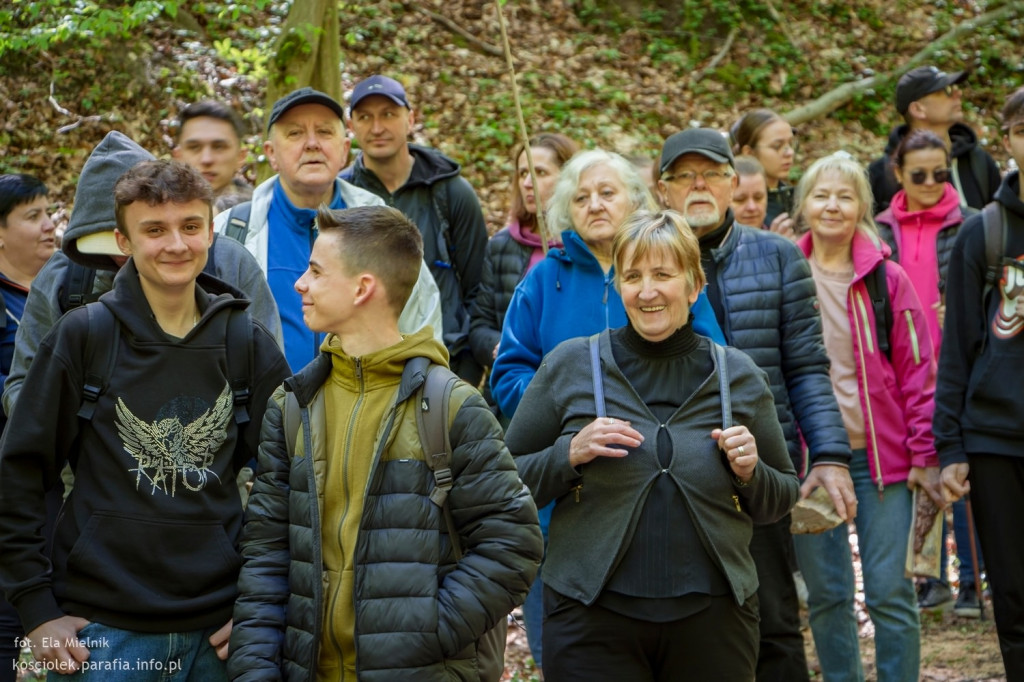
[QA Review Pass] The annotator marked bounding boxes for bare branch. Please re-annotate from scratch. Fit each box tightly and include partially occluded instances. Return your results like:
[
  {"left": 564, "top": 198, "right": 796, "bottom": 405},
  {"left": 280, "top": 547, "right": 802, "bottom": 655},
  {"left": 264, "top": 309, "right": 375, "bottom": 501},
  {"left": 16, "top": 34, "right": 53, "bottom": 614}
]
[
  {"left": 783, "top": 2, "right": 1023, "bottom": 126},
  {"left": 49, "top": 82, "right": 108, "bottom": 133},
  {"left": 409, "top": 3, "right": 503, "bottom": 57},
  {"left": 690, "top": 27, "right": 738, "bottom": 85}
]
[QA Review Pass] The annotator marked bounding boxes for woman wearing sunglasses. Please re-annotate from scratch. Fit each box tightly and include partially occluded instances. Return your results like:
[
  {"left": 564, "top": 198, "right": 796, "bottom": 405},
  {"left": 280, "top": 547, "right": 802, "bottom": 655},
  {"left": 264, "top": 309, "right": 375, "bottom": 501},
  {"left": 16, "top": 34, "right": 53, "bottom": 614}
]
[
  {"left": 874, "top": 128, "right": 985, "bottom": 617},
  {"left": 875, "top": 129, "right": 974, "bottom": 346}
]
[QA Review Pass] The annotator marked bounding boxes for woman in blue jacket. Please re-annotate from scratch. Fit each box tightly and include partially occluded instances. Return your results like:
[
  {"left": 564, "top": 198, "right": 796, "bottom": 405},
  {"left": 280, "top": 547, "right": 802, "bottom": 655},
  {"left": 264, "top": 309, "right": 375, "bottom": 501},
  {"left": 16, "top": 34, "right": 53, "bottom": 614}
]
[{"left": 491, "top": 149, "right": 723, "bottom": 671}]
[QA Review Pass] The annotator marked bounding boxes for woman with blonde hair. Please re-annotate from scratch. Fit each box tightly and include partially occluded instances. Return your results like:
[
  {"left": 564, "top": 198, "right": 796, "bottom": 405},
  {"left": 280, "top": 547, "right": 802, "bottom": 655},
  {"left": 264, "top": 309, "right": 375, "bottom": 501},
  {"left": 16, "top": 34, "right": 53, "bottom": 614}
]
[
  {"left": 505, "top": 209, "right": 798, "bottom": 680},
  {"left": 791, "top": 153, "right": 943, "bottom": 682}
]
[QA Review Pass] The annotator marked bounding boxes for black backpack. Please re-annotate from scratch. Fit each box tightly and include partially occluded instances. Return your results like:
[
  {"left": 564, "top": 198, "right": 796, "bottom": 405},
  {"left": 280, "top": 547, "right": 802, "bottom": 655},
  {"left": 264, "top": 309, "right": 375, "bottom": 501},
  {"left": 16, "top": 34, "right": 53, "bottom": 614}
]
[
  {"left": 75, "top": 301, "right": 254, "bottom": 432},
  {"left": 870, "top": 201, "right": 1007, "bottom": 361}
]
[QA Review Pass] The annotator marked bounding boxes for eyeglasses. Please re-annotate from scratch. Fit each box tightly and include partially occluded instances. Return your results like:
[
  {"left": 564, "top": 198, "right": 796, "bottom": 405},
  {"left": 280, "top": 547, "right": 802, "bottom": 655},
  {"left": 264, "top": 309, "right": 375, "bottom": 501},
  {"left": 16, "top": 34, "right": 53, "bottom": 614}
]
[
  {"left": 661, "top": 169, "right": 735, "bottom": 187},
  {"left": 908, "top": 168, "right": 952, "bottom": 185}
]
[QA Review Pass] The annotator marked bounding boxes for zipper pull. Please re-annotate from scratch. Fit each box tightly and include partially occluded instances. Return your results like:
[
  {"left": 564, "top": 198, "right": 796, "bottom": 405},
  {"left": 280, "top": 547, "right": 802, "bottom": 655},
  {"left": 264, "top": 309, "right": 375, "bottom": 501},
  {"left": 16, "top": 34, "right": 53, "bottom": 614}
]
[
  {"left": 732, "top": 494, "right": 742, "bottom": 512},
  {"left": 572, "top": 483, "right": 583, "bottom": 503}
]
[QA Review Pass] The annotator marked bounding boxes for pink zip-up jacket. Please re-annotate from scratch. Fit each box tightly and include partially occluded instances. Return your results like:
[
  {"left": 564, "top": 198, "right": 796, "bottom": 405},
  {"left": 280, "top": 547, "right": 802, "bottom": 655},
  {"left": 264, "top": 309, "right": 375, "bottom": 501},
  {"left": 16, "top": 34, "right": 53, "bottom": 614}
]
[{"left": 798, "top": 230, "right": 938, "bottom": 488}]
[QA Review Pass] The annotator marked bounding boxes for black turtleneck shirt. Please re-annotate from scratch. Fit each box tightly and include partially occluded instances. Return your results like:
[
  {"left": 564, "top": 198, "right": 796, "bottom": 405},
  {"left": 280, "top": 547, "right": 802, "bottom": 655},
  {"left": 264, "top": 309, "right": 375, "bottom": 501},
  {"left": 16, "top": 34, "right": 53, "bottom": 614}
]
[
  {"left": 696, "top": 211, "right": 734, "bottom": 333},
  {"left": 596, "top": 320, "right": 731, "bottom": 622}
]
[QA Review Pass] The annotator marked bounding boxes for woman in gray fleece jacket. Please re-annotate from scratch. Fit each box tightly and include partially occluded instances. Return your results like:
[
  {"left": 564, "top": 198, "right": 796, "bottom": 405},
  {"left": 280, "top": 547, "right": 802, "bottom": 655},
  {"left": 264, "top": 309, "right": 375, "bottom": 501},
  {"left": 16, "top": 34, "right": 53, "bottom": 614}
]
[{"left": 505, "top": 210, "right": 800, "bottom": 681}]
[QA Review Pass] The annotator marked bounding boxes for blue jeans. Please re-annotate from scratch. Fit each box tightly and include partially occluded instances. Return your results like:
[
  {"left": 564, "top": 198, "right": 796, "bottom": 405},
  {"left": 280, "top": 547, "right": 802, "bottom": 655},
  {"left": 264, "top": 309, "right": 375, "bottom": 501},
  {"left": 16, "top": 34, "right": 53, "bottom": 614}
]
[
  {"left": 523, "top": 534, "right": 549, "bottom": 667},
  {"left": 793, "top": 453, "right": 920, "bottom": 682},
  {"left": 46, "top": 621, "right": 227, "bottom": 682}
]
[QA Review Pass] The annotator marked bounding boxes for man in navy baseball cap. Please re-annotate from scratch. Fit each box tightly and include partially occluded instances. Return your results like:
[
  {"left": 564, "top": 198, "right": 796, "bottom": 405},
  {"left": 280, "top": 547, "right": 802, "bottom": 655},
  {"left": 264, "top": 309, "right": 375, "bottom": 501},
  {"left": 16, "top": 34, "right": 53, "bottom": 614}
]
[{"left": 342, "top": 75, "right": 489, "bottom": 385}]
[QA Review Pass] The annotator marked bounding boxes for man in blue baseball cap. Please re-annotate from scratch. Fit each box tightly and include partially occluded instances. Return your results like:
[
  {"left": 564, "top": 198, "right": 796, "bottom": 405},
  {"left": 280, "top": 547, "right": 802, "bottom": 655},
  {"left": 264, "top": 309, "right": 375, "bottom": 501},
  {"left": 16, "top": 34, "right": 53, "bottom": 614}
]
[{"left": 342, "top": 75, "right": 489, "bottom": 385}]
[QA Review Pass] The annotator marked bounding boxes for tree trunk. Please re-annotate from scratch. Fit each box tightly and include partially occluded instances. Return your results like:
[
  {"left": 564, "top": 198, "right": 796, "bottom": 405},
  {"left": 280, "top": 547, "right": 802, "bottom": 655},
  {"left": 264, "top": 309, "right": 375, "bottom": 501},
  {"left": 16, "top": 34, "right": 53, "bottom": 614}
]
[{"left": 257, "top": 0, "right": 341, "bottom": 182}]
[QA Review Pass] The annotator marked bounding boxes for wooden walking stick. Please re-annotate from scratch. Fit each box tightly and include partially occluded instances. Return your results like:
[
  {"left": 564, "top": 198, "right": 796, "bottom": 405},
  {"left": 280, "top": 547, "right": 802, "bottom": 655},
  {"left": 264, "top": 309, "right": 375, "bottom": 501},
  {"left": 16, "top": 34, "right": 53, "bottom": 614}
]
[
  {"left": 964, "top": 495, "right": 985, "bottom": 620},
  {"left": 494, "top": 0, "right": 550, "bottom": 253}
]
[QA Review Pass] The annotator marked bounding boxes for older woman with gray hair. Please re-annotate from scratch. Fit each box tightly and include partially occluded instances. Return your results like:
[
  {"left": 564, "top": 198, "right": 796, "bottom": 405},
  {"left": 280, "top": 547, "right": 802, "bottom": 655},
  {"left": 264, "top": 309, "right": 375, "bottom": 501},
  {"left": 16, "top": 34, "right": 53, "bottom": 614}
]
[
  {"left": 490, "top": 150, "right": 724, "bottom": 672},
  {"left": 505, "top": 210, "right": 799, "bottom": 680},
  {"left": 491, "top": 149, "right": 723, "bottom": 416}
]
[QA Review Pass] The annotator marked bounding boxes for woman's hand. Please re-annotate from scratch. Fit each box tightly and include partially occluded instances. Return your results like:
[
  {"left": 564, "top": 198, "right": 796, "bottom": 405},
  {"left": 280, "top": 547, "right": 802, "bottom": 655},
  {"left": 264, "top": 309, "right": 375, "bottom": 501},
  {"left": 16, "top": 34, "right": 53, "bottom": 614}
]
[
  {"left": 767, "top": 212, "right": 797, "bottom": 241},
  {"left": 568, "top": 417, "right": 644, "bottom": 469},
  {"left": 711, "top": 426, "right": 758, "bottom": 483},
  {"left": 907, "top": 466, "right": 945, "bottom": 508}
]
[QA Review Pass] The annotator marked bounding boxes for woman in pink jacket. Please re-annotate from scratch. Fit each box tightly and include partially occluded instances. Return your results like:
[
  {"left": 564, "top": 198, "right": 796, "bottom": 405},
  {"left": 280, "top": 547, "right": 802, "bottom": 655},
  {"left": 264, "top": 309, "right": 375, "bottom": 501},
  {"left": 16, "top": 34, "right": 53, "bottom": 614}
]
[
  {"left": 874, "top": 129, "right": 984, "bottom": 616},
  {"left": 790, "top": 153, "right": 943, "bottom": 682}
]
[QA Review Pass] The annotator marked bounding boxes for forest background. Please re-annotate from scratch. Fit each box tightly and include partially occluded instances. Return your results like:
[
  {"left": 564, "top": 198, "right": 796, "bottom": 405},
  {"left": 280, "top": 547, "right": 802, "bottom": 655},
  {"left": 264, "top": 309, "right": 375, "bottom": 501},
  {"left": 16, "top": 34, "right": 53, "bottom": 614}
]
[{"left": 1, "top": 1, "right": 1022, "bottom": 680}]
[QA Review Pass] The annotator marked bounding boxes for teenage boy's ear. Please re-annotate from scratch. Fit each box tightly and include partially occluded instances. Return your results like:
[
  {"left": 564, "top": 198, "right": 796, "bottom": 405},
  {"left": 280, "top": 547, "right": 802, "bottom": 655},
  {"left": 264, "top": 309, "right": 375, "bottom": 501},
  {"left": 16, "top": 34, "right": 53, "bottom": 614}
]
[
  {"left": 115, "top": 228, "right": 132, "bottom": 255},
  {"left": 352, "top": 272, "right": 378, "bottom": 308}
]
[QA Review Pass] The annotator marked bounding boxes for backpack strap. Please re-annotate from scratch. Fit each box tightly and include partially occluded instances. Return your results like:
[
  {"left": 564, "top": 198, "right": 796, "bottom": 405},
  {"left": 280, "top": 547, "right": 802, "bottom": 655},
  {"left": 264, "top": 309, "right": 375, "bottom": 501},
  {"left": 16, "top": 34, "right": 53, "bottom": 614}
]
[
  {"left": 430, "top": 181, "right": 461, "bottom": 287},
  {"left": 60, "top": 261, "right": 99, "bottom": 314},
  {"left": 982, "top": 202, "right": 1007, "bottom": 293},
  {"left": 417, "top": 363, "right": 462, "bottom": 558},
  {"left": 223, "top": 201, "right": 253, "bottom": 245},
  {"left": 589, "top": 334, "right": 606, "bottom": 418},
  {"left": 715, "top": 343, "right": 732, "bottom": 429},
  {"left": 226, "top": 308, "right": 254, "bottom": 427},
  {"left": 864, "top": 263, "right": 894, "bottom": 362},
  {"left": 77, "top": 303, "right": 119, "bottom": 420}
]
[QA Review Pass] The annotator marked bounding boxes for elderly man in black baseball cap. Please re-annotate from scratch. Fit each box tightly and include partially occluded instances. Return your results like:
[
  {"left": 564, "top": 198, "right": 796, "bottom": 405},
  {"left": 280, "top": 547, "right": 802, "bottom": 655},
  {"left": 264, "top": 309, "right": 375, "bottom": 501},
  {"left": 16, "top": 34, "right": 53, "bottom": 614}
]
[
  {"left": 868, "top": 66, "right": 1001, "bottom": 214},
  {"left": 213, "top": 86, "right": 442, "bottom": 372},
  {"left": 658, "top": 126, "right": 856, "bottom": 682}
]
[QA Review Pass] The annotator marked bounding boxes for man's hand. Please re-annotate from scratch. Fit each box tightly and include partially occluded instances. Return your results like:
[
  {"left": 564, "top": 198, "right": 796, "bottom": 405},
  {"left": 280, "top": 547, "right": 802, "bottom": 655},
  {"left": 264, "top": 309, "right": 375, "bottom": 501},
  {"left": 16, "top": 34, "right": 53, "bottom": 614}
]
[
  {"left": 940, "top": 463, "right": 970, "bottom": 504},
  {"left": 209, "top": 619, "right": 232, "bottom": 661},
  {"left": 27, "top": 616, "right": 91, "bottom": 674},
  {"left": 800, "top": 464, "right": 857, "bottom": 522}
]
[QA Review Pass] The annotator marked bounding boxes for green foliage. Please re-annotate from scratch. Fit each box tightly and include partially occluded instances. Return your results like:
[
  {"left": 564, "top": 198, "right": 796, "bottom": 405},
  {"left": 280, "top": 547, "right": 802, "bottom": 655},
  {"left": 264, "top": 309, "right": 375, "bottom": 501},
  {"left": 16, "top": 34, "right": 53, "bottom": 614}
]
[
  {"left": 214, "top": 37, "right": 269, "bottom": 78},
  {"left": 0, "top": 1, "right": 174, "bottom": 58}
]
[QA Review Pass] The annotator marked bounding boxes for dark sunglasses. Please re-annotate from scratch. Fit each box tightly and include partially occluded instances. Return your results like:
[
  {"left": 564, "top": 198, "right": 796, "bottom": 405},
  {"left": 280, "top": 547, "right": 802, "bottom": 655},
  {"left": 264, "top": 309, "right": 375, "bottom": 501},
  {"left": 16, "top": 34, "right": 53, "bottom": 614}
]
[{"left": 908, "top": 168, "right": 952, "bottom": 185}]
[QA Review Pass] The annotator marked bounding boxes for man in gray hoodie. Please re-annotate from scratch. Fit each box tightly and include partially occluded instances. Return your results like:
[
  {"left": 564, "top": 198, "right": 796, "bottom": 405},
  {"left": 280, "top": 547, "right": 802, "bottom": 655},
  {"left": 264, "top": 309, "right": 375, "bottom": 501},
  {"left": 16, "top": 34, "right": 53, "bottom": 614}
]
[{"left": 2, "top": 131, "right": 279, "bottom": 416}]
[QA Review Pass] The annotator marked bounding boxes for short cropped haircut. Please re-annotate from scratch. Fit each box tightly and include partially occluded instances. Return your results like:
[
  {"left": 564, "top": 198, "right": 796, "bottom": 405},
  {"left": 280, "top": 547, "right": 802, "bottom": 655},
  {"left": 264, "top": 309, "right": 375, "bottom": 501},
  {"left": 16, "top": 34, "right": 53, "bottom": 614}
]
[
  {"left": 891, "top": 129, "right": 949, "bottom": 169},
  {"left": 613, "top": 210, "right": 705, "bottom": 293},
  {"left": 1002, "top": 87, "right": 1024, "bottom": 132},
  {"left": 0, "top": 174, "right": 48, "bottom": 226},
  {"left": 793, "top": 153, "right": 877, "bottom": 237},
  {"left": 315, "top": 205, "right": 423, "bottom": 316},
  {"left": 176, "top": 100, "right": 246, "bottom": 141},
  {"left": 114, "top": 160, "right": 214, "bottom": 236},
  {"left": 546, "top": 149, "right": 657, "bottom": 235},
  {"left": 730, "top": 109, "right": 785, "bottom": 153},
  {"left": 734, "top": 155, "right": 767, "bottom": 180},
  {"left": 509, "top": 133, "right": 579, "bottom": 224}
]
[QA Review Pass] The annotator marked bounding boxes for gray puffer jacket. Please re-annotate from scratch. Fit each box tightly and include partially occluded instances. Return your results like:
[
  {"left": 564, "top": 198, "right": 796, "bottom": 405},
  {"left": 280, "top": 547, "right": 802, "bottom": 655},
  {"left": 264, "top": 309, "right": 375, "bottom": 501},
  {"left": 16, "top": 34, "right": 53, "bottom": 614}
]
[
  {"left": 229, "top": 348, "right": 542, "bottom": 682},
  {"left": 708, "top": 223, "right": 851, "bottom": 471}
]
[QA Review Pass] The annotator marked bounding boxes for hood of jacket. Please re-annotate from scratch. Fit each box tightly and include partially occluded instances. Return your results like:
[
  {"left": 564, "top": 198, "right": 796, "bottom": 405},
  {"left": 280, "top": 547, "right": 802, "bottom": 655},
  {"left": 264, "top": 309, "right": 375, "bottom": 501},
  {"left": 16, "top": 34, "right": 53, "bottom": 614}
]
[
  {"left": 996, "top": 170, "right": 1024, "bottom": 218},
  {"left": 507, "top": 219, "right": 562, "bottom": 250},
  {"left": 99, "top": 259, "right": 248, "bottom": 340},
  {"left": 888, "top": 183, "right": 963, "bottom": 229},
  {"left": 350, "top": 143, "right": 461, "bottom": 189},
  {"left": 63, "top": 131, "right": 156, "bottom": 272},
  {"left": 322, "top": 326, "right": 448, "bottom": 392},
  {"left": 882, "top": 121, "right": 980, "bottom": 158}
]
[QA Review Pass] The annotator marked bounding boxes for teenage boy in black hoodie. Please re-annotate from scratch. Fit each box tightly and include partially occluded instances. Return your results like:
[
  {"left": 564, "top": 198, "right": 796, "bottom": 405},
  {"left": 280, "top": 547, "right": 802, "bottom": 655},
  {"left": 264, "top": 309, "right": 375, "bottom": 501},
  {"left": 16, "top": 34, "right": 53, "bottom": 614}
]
[
  {"left": 935, "top": 86, "right": 1024, "bottom": 680},
  {"left": 0, "top": 160, "right": 290, "bottom": 680}
]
